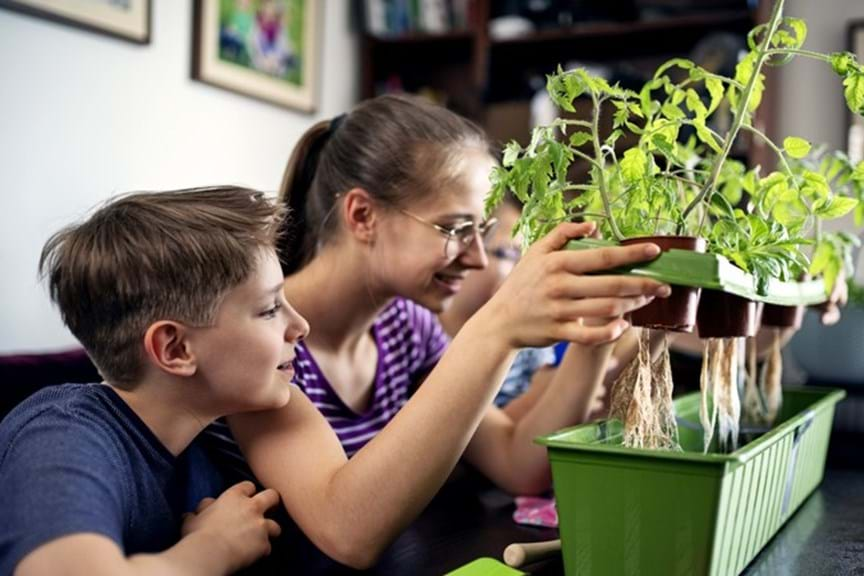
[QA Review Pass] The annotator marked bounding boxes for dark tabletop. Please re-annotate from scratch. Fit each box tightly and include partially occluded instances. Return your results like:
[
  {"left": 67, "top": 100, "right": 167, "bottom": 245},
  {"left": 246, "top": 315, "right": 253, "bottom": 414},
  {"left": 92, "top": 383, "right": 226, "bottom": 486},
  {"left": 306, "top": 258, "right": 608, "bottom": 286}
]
[{"left": 286, "top": 430, "right": 863, "bottom": 576}]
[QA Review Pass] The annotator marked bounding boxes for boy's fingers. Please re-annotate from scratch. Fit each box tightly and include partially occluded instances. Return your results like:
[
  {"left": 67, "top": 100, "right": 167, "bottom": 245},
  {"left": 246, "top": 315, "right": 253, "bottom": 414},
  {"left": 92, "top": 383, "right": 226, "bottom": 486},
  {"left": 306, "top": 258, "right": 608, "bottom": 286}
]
[
  {"left": 229, "top": 480, "right": 258, "bottom": 497},
  {"left": 555, "top": 275, "right": 670, "bottom": 298},
  {"left": 252, "top": 488, "right": 281, "bottom": 512},
  {"left": 195, "top": 497, "right": 216, "bottom": 513},
  {"left": 265, "top": 519, "right": 282, "bottom": 538},
  {"left": 533, "top": 222, "right": 597, "bottom": 253},
  {"left": 558, "top": 243, "right": 662, "bottom": 275}
]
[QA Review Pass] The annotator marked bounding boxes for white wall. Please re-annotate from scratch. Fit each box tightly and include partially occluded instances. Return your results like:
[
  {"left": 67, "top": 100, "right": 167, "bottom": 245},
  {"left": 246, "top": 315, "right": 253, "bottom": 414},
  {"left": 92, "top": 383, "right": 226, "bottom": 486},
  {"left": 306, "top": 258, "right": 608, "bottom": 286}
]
[
  {"left": 777, "top": 0, "right": 864, "bottom": 152},
  {"left": 0, "top": 1, "right": 358, "bottom": 353},
  {"left": 776, "top": 0, "right": 864, "bottom": 278}
]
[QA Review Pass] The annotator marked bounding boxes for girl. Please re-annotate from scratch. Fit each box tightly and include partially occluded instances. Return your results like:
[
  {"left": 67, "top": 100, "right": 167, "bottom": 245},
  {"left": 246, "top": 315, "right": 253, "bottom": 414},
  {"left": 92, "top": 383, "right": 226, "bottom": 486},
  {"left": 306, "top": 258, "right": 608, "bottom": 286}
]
[{"left": 215, "top": 94, "right": 670, "bottom": 568}]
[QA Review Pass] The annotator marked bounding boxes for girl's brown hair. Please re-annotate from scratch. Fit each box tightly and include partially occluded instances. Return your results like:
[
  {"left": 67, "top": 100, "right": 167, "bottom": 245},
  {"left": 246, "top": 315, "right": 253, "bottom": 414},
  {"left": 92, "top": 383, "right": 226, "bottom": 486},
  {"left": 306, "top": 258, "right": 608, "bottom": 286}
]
[
  {"left": 39, "top": 186, "right": 285, "bottom": 387},
  {"left": 277, "top": 94, "right": 491, "bottom": 275}
]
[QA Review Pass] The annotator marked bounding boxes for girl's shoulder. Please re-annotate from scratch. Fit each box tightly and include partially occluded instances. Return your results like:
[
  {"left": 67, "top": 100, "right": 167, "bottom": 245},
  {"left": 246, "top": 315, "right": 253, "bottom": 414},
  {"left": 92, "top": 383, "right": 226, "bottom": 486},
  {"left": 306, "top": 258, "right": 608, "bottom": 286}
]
[{"left": 376, "top": 298, "right": 442, "bottom": 339}]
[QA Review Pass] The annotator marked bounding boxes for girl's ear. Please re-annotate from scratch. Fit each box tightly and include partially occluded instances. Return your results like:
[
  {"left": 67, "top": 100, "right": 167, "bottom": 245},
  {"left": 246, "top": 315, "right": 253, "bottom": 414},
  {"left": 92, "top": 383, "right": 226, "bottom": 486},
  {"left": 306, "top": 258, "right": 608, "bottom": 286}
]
[
  {"left": 143, "top": 321, "right": 197, "bottom": 377},
  {"left": 342, "top": 187, "right": 379, "bottom": 244}
]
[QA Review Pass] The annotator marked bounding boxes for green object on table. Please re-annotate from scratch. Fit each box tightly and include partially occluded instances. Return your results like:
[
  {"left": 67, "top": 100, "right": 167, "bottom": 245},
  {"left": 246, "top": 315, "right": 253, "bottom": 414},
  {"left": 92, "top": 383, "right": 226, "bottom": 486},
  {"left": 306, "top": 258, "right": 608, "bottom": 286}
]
[
  {"left": 565, "top": 238, "right": 827, "bottom": 306},
  {"left": 536, "top": 387, "right": 844, "bottom": 576},
  {"left": 445, "top": 557, "right": 527, "bottom": 576}
]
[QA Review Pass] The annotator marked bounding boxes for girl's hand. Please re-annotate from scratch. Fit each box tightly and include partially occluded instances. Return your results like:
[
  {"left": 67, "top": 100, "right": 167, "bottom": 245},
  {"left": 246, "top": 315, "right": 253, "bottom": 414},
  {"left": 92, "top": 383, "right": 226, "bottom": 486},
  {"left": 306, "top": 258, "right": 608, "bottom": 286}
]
[{"left": 480, "top": 222, "right": 670, "bottom": 348}]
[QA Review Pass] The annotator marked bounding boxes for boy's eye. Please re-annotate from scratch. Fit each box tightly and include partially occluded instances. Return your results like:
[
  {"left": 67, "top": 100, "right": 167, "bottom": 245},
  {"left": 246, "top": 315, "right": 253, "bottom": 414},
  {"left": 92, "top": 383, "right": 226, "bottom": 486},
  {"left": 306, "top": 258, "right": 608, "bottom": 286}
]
[{"left": 261, "top": 302, "right": 282, "bottom": 318}]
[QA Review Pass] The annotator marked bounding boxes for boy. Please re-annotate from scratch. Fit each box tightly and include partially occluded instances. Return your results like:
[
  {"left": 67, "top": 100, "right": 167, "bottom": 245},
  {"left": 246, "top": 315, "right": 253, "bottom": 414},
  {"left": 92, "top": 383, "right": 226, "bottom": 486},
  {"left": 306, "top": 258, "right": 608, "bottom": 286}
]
[{"left": 0, "top": 187, "right": 307, "bottom": 575}]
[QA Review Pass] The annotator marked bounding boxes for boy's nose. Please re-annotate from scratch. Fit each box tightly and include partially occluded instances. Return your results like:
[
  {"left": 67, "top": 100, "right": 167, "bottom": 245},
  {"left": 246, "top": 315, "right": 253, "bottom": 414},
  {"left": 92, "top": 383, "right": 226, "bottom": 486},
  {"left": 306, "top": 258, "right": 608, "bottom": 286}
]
[{"left": 284, "top": 303, "right": 310, "bottom": 342}]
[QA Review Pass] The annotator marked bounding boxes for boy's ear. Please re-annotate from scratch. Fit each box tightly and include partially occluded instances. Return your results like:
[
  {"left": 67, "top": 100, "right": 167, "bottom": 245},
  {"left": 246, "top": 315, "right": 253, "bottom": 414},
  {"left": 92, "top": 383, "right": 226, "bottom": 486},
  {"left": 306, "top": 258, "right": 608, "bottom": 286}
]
[
  {"left": 342, "top": 187, "right": 379, "bottom": 243},
  {"left": 143, "top": 321, "right": 197, "bottom": 377}
]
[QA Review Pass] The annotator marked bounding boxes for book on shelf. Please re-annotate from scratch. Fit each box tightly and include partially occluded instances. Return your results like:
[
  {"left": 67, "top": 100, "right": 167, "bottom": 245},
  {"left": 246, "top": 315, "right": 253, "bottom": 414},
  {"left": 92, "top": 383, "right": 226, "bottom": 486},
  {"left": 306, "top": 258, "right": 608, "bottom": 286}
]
[{"left": 362, "top": 0, "right": 473, "bottom": 37}]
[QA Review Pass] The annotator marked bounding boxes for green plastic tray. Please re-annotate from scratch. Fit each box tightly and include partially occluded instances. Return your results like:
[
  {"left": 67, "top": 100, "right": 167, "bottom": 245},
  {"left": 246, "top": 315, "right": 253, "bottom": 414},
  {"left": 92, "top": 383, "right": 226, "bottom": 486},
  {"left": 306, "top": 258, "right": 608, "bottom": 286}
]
[
  {"left": 444, "top": 558, "right": 527, "bottom": 576},
  {"left": 536, "top": 387, "right": 845, "bottom": 576},
  {"left": 565, "top": 238, "right": 827, "bottom": 306}
]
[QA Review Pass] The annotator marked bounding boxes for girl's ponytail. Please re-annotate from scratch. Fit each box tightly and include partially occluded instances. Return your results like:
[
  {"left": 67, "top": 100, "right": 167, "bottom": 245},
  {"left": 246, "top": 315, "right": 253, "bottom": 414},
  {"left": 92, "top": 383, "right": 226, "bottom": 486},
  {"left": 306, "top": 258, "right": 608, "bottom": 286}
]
[{"left": 277, "top": 120, "right": 332, "bottom": 275}]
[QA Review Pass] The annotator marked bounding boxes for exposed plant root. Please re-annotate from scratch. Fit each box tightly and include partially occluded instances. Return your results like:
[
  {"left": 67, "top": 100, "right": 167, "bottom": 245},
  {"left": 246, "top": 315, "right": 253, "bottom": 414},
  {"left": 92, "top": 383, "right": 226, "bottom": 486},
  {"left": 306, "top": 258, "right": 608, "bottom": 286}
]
[
  {"left": 743, "top": 336, "right": 761, "bottom": 424},
  {"left": 760, "top": 328, "right": 783, "bottom": 425},
  {"left": 610, "top": 330, "right": 679, "bottom": 450},
  {"left": 699, "top": 339, "right": 716, "bottom": 453}
]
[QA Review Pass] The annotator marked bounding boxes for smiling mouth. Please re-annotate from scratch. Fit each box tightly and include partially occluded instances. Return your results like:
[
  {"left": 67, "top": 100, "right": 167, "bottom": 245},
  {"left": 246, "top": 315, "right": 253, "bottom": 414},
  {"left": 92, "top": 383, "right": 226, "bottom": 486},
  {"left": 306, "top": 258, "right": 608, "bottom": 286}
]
[
  {"left": 434, "top": 272, "right": 466, "bottom": 288},
  {"left": 277, "top": 361, "right": 294, "bottom": 372}
]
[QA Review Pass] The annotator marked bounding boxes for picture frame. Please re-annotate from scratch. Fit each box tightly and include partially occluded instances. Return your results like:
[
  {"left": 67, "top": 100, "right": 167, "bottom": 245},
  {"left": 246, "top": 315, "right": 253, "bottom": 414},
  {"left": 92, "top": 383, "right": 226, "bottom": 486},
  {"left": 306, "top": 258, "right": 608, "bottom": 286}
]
[
  {"left": 847, "top": 20, "right": 864, "bottom": 164},
  {"left": 0, "top": 0, "right": 151, "bottom": 44},
  {"left": 192, "top": 0, "right": 321, "bottom": 113}
]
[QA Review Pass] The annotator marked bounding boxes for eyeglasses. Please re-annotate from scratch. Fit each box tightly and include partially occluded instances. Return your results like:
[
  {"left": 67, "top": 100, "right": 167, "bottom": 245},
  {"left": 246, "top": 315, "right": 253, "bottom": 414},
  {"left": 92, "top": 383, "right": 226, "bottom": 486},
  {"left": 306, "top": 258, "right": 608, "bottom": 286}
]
[{"left": 399, "top": 208, "right": 499, "bottom": 261}]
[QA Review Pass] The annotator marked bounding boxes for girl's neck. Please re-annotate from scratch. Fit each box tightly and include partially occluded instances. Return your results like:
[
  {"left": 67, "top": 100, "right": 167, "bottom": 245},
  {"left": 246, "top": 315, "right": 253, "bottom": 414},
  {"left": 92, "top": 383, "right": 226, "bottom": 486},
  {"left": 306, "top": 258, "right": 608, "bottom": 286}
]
[
  {"left": 284, "top": 244, "right": 392, "bottom": 353},
  {"left": 437, "top": 301, "right": 470, "bottom": 338}
]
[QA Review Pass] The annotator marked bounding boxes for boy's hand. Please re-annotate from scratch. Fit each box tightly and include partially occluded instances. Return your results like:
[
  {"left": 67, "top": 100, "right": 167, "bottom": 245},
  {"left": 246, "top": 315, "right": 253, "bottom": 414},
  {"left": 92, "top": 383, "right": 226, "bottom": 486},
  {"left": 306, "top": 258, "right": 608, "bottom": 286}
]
[
  {"left": 483, "top": 222, "right": 670, "bottom": 348},
  {"left": 181, "top": 481, "right": 282, "bottom": 573}
]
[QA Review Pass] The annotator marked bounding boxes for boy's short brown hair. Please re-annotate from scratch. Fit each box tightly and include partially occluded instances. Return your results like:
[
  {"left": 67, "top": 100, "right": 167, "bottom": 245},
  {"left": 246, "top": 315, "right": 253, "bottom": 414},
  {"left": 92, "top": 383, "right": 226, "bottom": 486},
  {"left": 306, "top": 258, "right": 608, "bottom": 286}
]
[{"left": 39, "top": 186, "right": 286, "bottom": 387}]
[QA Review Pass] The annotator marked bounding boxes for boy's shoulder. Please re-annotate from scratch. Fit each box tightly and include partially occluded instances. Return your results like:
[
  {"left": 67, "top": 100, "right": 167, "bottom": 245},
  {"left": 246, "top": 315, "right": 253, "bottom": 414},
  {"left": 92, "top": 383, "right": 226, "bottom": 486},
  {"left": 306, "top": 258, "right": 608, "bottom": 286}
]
[
  {"left": 1, "top": 384, "right": 128, "bottom": 454},
  {"left": 0, "top": 383, "right": 214, "bottom": 574}
]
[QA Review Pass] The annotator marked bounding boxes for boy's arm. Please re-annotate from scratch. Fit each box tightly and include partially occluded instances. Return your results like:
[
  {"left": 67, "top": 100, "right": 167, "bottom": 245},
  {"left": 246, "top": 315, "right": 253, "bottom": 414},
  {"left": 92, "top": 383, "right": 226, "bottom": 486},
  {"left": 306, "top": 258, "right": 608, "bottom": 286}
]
[
  {"left": 15, "top": 532, "right": 221, "bottom": 576},
  {"left": 14, "top": 482, "right": 281, "bottom": 576}
]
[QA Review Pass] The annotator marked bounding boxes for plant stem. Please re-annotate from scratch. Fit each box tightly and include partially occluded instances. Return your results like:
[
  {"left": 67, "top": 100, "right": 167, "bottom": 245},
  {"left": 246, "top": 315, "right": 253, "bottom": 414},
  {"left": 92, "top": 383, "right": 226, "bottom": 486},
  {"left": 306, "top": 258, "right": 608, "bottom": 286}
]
[
  {"left": 739, "top": 123, "right": 794, "bottom": 176},
  {"left": 764, "top": 48, "right": 832, "bottom": 63},
  {"left": 591, "top": 91, "right": 624, "bottom": 240},
  {"left": 681, "top": 0, "right": 787, "bottom": 233}
]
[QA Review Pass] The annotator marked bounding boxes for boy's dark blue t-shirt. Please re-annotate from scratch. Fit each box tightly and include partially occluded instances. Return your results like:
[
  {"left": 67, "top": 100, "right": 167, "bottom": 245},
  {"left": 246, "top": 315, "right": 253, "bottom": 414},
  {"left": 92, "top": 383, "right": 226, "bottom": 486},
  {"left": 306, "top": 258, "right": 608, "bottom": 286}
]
[{"left": 0, "top": 383, "right": 225, "bottom": 575}]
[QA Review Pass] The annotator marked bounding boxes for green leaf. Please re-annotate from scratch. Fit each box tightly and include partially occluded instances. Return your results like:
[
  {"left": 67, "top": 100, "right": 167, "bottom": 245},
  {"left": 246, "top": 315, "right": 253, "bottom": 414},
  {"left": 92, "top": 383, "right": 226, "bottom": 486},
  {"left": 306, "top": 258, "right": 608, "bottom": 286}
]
[
  {"left": 786, "top": 18, "right": 807, "bottom": 49},
  {"left": 843, "top": 70, "right": 864, "bottom": 114},
  {"left": 783, "top": 136, "right": 811, "bottom": 159},
  {"left": 809, "top": 241, "right": 833, "bottom": 277},
  {"left": 661, "top": 102, "right": 685, "bottom": 121},
  {"left": 695, "top": 124, "right": 722, "bottom": 153},
  {"left": 853, "top": 160, "right": 864, "bottom": 181},
  {"left": 654, "top": 58, "right": 694, "bottom": 80},
  {"left": 830, "top": 52, "right": 855, "bottom": 76},
  {"left": 801, "top": 170, "right": 830, "bottom": 200},
  {"left": 651, "top": 134, "right": 675, "bottom": 157},
  {"left": 685, "top": 89, "right": 707, "bottom": 117},
  {"left": 620, "top": 148, "right": 647, "bottom": 183},
  {"left": 814, "top": 196, "right": 859, "bottom": 219},
  {"left": 569, "top": 131, "right": 592, "bottom": 147},
  {"left": 705, "top": 77, "right": 724, "bottom": 115},
  {"left": 502, "top": 141, "right": 522, "bottom": 167},
  {"left": 710, "top": 192, "right": 736, "bottom": 220}
]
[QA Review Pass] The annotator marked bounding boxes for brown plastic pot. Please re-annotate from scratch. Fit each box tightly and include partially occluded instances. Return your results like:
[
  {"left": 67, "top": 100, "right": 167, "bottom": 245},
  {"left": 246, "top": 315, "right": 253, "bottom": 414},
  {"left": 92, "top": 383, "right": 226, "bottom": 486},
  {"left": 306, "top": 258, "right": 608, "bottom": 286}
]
[
  {"left": 620, "top": 236, "right": 706, "bottom": 332},
  {"left": 761, "top": 303, "right": 805, "bottom": 329},
  {"left": 696, "top": 290, "right": 761, "bottom": 338}
]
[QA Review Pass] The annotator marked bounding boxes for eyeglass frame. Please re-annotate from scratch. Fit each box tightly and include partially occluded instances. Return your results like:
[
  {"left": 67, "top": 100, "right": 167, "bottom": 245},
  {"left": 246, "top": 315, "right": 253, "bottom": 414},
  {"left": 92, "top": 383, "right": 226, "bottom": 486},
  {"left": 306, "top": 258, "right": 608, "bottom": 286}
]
[{"left": 397, "top": 208, "right": 499, "bottom": 260}]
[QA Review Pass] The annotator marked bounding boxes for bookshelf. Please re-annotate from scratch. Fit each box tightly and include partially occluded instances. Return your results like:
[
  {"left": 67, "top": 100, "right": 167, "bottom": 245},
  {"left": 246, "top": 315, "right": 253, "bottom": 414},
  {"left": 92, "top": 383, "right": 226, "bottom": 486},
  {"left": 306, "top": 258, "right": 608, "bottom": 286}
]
[{"left": 358, "top": 0, "right": 775, "bottom": 170}]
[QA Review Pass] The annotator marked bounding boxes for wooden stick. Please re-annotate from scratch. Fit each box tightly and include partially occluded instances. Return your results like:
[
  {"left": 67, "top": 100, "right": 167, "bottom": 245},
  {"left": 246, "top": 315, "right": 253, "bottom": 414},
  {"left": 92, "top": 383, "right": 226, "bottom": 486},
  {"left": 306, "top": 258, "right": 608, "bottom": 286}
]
[{"left": 503, "top": 539, "right": 562, "bottom": 567}]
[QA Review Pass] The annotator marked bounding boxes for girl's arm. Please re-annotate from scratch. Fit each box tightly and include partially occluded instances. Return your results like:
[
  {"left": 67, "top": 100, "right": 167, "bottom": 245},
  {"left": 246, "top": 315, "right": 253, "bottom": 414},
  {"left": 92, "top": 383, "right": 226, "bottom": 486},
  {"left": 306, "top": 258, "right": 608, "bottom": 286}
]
[
  {"left": 463, "top": 337, "right": 617, "bottom": 494},
  {"left": 228, "top": 223, "right": 669, "bottom": 568}
]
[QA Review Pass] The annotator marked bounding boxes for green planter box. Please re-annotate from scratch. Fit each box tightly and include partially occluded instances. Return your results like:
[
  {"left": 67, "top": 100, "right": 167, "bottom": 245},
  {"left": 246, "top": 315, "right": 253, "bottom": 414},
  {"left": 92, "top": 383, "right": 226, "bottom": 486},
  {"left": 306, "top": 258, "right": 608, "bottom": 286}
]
[
  {"left": 536, "top": 387, "right": 845, "bottom": 576},
  {"left": 566, "top": 239, "right": 827, "bottom": 306}
]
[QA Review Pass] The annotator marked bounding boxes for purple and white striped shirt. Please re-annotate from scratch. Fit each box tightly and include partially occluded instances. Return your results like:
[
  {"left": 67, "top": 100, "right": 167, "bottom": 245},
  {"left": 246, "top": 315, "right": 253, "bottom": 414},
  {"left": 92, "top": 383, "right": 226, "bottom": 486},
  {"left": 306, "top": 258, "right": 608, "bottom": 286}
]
[{"left": 295, "top": 298, "right": 450, "bottom": 456}]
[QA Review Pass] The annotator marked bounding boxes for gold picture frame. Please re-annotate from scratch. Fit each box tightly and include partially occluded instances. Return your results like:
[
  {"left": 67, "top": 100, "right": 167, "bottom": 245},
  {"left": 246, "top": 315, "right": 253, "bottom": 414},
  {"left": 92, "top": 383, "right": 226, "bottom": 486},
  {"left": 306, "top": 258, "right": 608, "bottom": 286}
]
[
  {"left": 192, "top": 0, "right": 321, "bottom": 113},
  {"left": 0, "top": 0, "right": 150, "bottom": 44}
]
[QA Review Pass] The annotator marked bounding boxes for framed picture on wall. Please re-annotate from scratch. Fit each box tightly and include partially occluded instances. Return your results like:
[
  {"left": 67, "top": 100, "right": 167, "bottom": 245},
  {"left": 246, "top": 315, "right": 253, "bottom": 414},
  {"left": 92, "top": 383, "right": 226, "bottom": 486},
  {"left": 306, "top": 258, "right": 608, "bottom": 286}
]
[
  {"left": 848, "top": 20, "right": 864, "bottom": 164},
  {"left": 0, "top": 0, "right": 150, "bottom": 44},
  {"left": 192, "top": 0, "right": 321, "bottom": 113}
]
